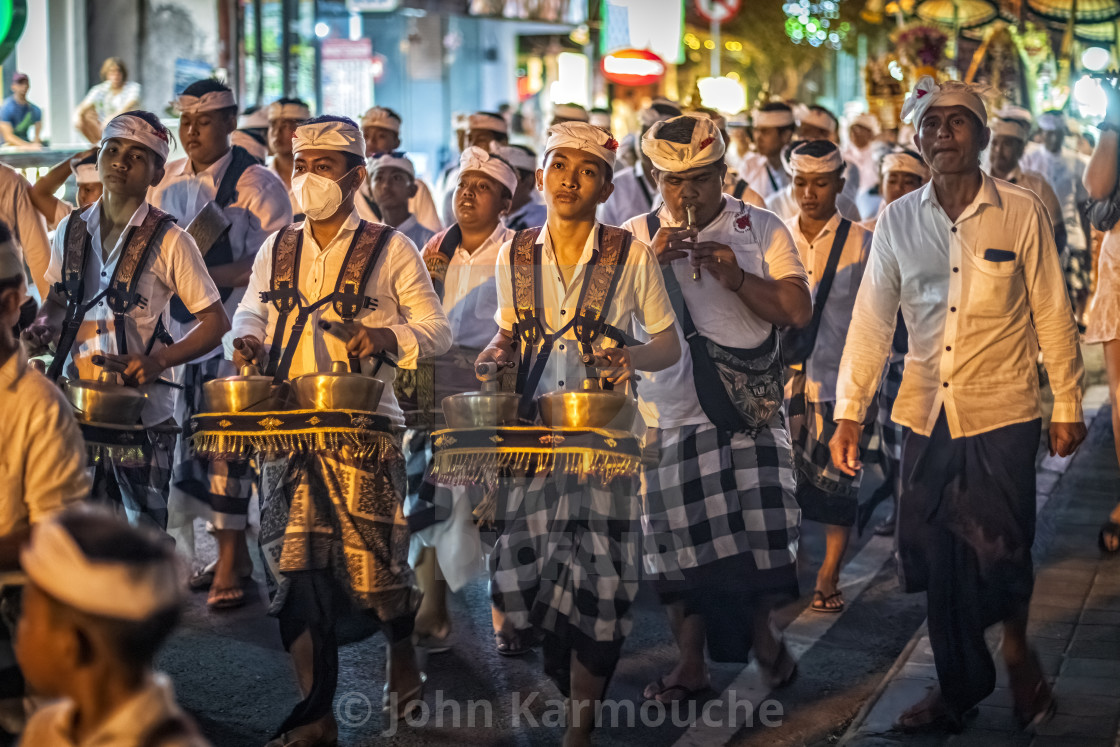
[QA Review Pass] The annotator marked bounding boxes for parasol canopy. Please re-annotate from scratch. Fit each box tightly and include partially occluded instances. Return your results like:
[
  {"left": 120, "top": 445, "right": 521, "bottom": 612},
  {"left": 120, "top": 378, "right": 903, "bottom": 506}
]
[
  {"left": 1024, "top": 0, "right": 1120, "bottom": 24},
  {"left": 916, "top": 0, "right": 1000, "bottom": 28},
  {"left": 1073, "top": 20, "right": 1119, "bottom": 43}
]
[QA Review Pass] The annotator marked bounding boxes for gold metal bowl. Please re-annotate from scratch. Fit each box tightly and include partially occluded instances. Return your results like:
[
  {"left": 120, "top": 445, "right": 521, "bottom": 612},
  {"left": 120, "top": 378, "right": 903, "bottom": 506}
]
[
  {"left": 537, "top": 383, "right": 637, "bottom": 430},
  {"left": 442, "top": 389, "right": 521, "bottom": 428},
  {"left": 202, "top": 365, "right": 288, "bottom": 413},
  {"left": 290, "top": 362, "right": 384, "bottom": 412},
  {"left": 63, "top": 372, "right": 147, "bottom": 425}
]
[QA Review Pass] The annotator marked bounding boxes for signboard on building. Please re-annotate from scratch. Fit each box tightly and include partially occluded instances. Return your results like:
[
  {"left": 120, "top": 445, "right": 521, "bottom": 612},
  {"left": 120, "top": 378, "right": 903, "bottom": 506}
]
[
  {"left": 320, "top": 39, "right": 374, "bottom": 121},
  {"left": 600, "top": 0, "right": 682, "bottom": 65},
  {"left": 694, "top": 0, "right": 740, "bottom": 24},
  {"left": 600, "top": 49, "right": 666, "bottom": 87}
]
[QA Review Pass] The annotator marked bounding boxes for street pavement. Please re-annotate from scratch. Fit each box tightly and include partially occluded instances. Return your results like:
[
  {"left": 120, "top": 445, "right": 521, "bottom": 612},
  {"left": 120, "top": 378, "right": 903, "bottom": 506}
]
[{"left": 160, "top": 375, "right": 1120, "bottom": 747}]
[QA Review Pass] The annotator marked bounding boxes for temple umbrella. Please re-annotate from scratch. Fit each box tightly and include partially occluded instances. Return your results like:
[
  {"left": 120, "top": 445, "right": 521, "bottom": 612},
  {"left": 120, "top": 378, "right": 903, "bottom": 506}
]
[
  {"left": 916, "top": 0, "right": 1000, "bottom": 28},
  {"left": 1074, "top": 20, "right": 1119, "bottom": 43},
  {"left": 1024, "top": 0, "right": 1120, "bottom": 23}
]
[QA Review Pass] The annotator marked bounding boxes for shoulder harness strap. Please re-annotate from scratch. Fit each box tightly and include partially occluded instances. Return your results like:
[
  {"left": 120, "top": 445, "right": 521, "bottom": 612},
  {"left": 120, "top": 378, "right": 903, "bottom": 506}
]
[
  {"left": 105, "top": 206, "right": 176, "bottom": 317},
  {"left": 332, "top": 220, "right": 394, "bottom": 321},
  {"left": 510, "top": 226, "right": 543, "bottom": 346},
  {"left": 572, "top": 224, "right": 633, "bottom": 352},
  {"left": 422, "top": 224, "right": 462, "bottom": 300},
  {"left": 214, "top": 145, "right": 260, "bottom": 209}
]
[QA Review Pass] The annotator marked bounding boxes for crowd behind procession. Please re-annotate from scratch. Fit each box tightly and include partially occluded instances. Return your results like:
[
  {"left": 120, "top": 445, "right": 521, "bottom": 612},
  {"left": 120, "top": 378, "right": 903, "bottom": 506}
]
[{"left": 0, "top": 61, "right": 1119, "bottom": 747}]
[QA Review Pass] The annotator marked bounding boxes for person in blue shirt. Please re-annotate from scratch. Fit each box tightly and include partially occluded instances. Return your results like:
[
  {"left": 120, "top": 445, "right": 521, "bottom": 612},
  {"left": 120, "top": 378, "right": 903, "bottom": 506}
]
[{"left": 0, "top": 73, "right": 42, "bottom": 148}]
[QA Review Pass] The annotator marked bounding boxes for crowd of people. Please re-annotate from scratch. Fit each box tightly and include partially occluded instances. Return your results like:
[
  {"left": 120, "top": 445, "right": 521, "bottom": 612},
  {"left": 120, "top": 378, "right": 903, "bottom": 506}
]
[{"left": 0, "top": 65, "right": 1115, "bottom": 747}]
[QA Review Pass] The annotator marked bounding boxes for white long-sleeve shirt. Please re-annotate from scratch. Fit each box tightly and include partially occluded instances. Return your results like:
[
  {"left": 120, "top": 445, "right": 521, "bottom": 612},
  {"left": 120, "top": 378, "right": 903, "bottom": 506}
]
[
  {"left": 232, "top": 210, "right": 452, "bottom": 425},
  {"left": 786, "top": 212, "right": 873, "bottom": 403},
  {"left": 834, "top": 174, "right": 1084, "bottom": 437},
  {"left": 428, "top": 222, "right": 515, "bottom": 349}
]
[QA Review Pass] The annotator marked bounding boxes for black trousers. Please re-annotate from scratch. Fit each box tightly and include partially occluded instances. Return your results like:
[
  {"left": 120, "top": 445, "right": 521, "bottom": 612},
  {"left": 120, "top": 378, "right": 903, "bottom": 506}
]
[
  {"left": 274, "top": 570, "right": 415, "bottom": 736},
  {"left": 898, "top": 412, "right": 1040, "bottom": 714}
]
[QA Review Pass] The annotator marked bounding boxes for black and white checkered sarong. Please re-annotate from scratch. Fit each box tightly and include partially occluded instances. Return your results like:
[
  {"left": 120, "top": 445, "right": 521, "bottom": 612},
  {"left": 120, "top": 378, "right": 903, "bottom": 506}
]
[
  {"left": 639, "top": 418, "right": 800, "bottom": 580},
  {"left": 875, "top": 358, "right": 906, "bottom": 463}
]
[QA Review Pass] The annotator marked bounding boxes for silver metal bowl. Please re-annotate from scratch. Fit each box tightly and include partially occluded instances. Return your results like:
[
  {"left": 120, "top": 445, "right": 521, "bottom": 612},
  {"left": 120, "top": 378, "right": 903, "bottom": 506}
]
[
  {"left": 537, "top": 381, "right": 637, "bottom": 430},
  {"left": 202, "top": 365, "right": 288, "bottom": 413},
  {"left": 442, "top": 386, "right": 521, "bottom": 428},
  {"left": 290, "top": 362, "right": 384, "bottom": 412},
  {"left": 63, "top": 372, "right": 147, "bottom": 425}
]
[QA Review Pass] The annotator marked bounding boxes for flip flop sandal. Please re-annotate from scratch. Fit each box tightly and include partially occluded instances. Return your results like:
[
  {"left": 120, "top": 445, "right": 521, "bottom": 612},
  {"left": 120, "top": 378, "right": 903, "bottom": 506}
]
[
  {"left": 414, "top": 627, "right": 453, "bottom": 655},
  {"left": 873, "top": 517, "right": 896, "bottom": 536},
  {"left": 642, "top": 676, "right": 711, "bottom": 704},
  {"left": 264, "top": 719, "right": 338, "bottom": 747},
  {"left": 207, "top": 586, "right": 247, "bottom": 610},
  {"left": 810, "top": 590, "right": 845, "bottom": 613},
  {"left": 1099, "top": 521, "right": 1120, "bottom": 554},
  {"left": 894, "top": 692, "right": 973, "bottom": 734},
  {"left": 382, "top": 673, "right": 427, "bottom": 720},
  {"left": 189, "top": 562, "right": 254, "bottom": 592},
  {"left": 759, "top": 643, "right": 799, "bottom": 690},
  {"left": 495, "top": 629, "right": 536, "bottom": 656}
]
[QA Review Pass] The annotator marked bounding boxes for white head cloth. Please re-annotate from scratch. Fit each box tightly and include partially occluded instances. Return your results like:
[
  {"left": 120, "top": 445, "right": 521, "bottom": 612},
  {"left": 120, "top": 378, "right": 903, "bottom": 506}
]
[
  {"left": 231, "top": 130, "right": 268, "bottom": 162},
  {"left": 752, "top": 107, "right": 795, "bottom": 129},
  {"left": 21, "top": 520, "right": 181, "bottom": 621},
  {"left": 991, "top": 117, "right": 1030, "bottom": 141},
  {"left": 490, "top": 142, "right": 537, "bottom": 172},
  {"left": 642, "top": 114, "right": 726, "bottom": 172},
  {"left": 553, "top": 103, "right": 590, "bottom": 122},
  {"left": 291, "top": 120, "right": 365, "bottom": 158},
  {"left": 727, "top": 111, "right": 750, "bottom": 128},
  {"left": 589, "top": 110, "right": 611, "bottom": 129},
  {"left": 639, "top": 104, "right": 679, "bottom": 130},
  {"left": 901, "top": 76, "right": 988, "bottom": 128},
  {"left": 545, "top": 121, "right": 618, "bottom": 170},
  {"left": 73, "top": 162, "right": 100, "bottom": 185},
  {"left": 880, "top": 150, "right": 930, "bottom": 180},
  {"left": 468, "top": 112, "right": 508, "bottom": 134},
  {"left": 269, "top": 101, "right": 311, "bottom": 122},
  {"left": 367, "top": 152, "right": 415, "bottom": 179},
  {"left": 238, "top": 108, "right": 270, "bottom": 130},
  {"left": 459, "top": 145, "right": 518, "bottom": 195},
  {"left": 1037, "top": 111, "right": 1065, "bottom": 132},
  {"left": 795, "top": 104, "right": 837, "bottom": 134},
  {"left": 174, "top": 89, "right": 237, "bottom": 115},
  {"left": 789, "top": 141, "right": 845, "bottom": 174},
  {"left": 851, "top": 112, "right": 881, "bottom": 135},
  {"left": 101, "top": 114, "right": 170, "bottom": 163},
  {"left": 361, "top": 106, "right": 401, "bottom": 133},
  {"left": 0, "top": 228, "right": 21, "bottom": 279}
]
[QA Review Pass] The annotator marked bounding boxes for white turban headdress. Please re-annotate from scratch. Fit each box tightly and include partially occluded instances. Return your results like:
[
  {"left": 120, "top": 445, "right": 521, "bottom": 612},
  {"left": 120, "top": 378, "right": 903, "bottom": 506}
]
[
  {"left": 73, "top": 161, "right": 100, "bottom": 185},
  {"left": 101, "top": 113, "right": 170, "bottom": 162},
  {"left": 788, "top": 140, "right": 845, "bottom": 174},
  {"left": 291, "top": 120, "right": 365, "bottom": 158},
  {"left": 490, "top": 143, "right": 537, "bottom": 173},
  {"left": 230, "top": 130, "right": 267, "bottom": 162},
  {"left": 22, "top": 519, "right": 182, "bottom": 621},
  {"left": 553, "top": 103, "right": 590, "bottom": 122},
  {"left": 367, "top": 151, "right": 415, "bottom": 179},
  {"left": 851, "top": 112, "right": 882, "bottom": 136},
  {"left": 1037, "top": 111, "right": 1066, "bottom": 132},
  {"left": 174, "top": 89, "right": 237, "bottom": 115},
  {"left": 544, "top": 121, "right": 619, "bottom": 170},
  {"left": 880, "top": 150, "right": 930, "bottom": 180},
  {"left": 459, "top": 145, "right": 518, "bottom": 195},
  {"left": 269, "top": 101, "right": 311, "bottom": 122},
  {"left": 468, "top": 112, "right": 508, "bottom": 134},
  {"left": 901, "top": 76, "right": 988, "bottom": 128},
  {"left": 589, "top": 110, "right": 612, "bottom": 129},
  {"left": 642, "top": 114, "right": 726, "bottom": 172},
  {"left": 751, "top": 107, "right": 795, "bottom": 129},
  {"left": 361, "top": 106, "right": 401, "bottom": 133},
  {"left": 638, "top": 104, "right": 680, "bottom": 130},
  {"left": 795, "top": 104, "right": 838, "bottom": 134}
]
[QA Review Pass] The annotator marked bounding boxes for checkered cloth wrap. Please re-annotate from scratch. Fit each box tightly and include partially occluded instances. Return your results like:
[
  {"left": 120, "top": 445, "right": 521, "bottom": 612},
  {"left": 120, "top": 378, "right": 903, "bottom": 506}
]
[
  {"left": 639, "top": 419, "right": 800, "bottom": 579},
  {"left": 89, "top": 420, "right": 177, "bottom": 531},
  {"left": 1064, "top": 247, "right": 1092, "bottom": 295},
  {"left": 786, "top": 371, "right": 872, "bottom": 501},
  {"left": 171, "top": 358, "right": 257, "bottom": 529},
  {"left": 487, "top": 471, "right": 641, "bottom": 652},
  {"left": 875, "top": 358, "right": 906, "bottom": 463},
  {"left": 257, "top": 441, "right": 416, "bottom": 620}
]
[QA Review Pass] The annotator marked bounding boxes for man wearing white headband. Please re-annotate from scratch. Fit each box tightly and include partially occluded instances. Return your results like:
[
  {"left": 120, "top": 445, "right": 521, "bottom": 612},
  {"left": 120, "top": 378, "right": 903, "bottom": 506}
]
[
  {"left": 589, "top": 107, "right": 612, "bottom": 129},
  {"left": 780, "top": 139, "right": 873, "bottom": 616},
  {"left": 493, "top": 143, "right": 547, "bottom": 231},
  {"left": 987, "top": 112, "right": 1065, "bottom": 253},
  {"left": 550, "top": 102, "right": 589, "bottom": 126},
  {"left": 765, "top": 140, "right": 862, "bottom": 223},
  {"left": 263, "top": 97, "right": 311, "bottom": 216},
  {"left": 404, "top": 146, "right": 519, "bottom": 651},
  {"left": 726, "top": 110, "right": 753, "bottom": 165},
  {"left": 622, "top": 113, "right": 809, "bottom": 704},
  {"left": 231, "top": 106, "right": 270, "bottom": 162},
  {"left": 18, "top": 506, "right": 208, "bottom": 747},
  {"left": 741, "top": 102, "right": 795, "bottom": 200},
  {"left": 437, "top": 111, "right": 510, "bottom": 228},
  {"left": 599, "top": 99, "right": 682, "bottom": 226},
  {"left": 24, "top": 110, "right": 229, "bottom": 534},
  {"left": 232, "top": 114, "right": 450, "bottom": 743},
  {"left": 28, "top": 149, "right": 104, "bottom": 233},
  {"left": 1021, "top": 109, "right": 1092, "bottom": 323},
  {"left": 476, "top": 119, "right": 680, "bottom": 742},
  {"left": 0, "top": 219, "right": 89, "bottom": 561},
  {"left": 367, "top": 151, "right": 435, "bottom": 250},
  {"left": 833, "top": 77, "right": 1085, "bottom": 733},
  {"left": 355, "top": 105, "right": 441, "bottom": 233},
  {"left": 841, "top": 110, "right": 884, "bottom": 217},
  {"left": 150, "top": 79, "right": 291, "bottom": 609}
]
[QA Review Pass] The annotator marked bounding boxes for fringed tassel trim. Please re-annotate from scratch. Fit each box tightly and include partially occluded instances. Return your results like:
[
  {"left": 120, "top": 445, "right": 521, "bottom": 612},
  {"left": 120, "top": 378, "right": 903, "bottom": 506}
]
[{"left": 191, "top": 430, "right": 392, "bottom": 460}]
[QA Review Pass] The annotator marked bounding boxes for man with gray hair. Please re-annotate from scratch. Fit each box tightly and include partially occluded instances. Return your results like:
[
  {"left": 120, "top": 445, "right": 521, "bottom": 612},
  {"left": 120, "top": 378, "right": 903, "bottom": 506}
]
[{"left": 832, "top": 77, "right": 1085, "bottom": 732}]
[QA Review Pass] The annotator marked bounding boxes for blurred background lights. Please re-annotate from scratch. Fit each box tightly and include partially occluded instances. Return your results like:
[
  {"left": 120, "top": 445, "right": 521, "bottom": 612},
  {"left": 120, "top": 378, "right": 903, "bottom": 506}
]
[
  {"left": 1082, "top": 47, "right": 1111, "bottom": 72},
  {"left": 783, "top": 0, "right": 850, "bottom": 50}
]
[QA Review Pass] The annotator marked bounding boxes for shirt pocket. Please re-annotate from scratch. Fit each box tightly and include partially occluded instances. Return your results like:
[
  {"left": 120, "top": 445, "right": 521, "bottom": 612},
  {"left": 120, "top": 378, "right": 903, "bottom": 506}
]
[{"left": 964, "top": 249, "right": 1022, "bottom": 318}]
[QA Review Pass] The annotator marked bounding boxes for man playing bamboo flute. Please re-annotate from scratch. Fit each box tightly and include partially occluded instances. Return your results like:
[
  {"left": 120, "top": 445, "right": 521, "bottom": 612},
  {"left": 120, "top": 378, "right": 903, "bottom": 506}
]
[
  {"left": 621, "top": 113, "right": 810, "bottom": 702},
  {"left": 230, "top": 115, "right": 451, "bottom": 745},
  {"left": 831, "top": 78, "right": 1086, "bottom": 733},
  {"left": 23, "top": 111, "right": 229, "bottom": 531},
  {"left": 476, "top": 121, "right": 681, "bottom": 746}
]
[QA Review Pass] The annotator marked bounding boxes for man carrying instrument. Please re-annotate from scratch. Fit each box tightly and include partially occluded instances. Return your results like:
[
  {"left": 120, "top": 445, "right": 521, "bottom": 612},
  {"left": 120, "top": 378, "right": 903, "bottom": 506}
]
[
  {"left": 405, "top": 145, "right": 518, "bottom": 655},
  {"left": 149, "top": 77, "right": 292, "bottom": 610},
  {"left": 23, "top": 110, "right": 229, "bottom": 531},
  {"left": 621, "top": 113, "right": 810, "bottom": 703},
  {"left": 231, "top": 115, "right": 451, "bottom": 745},
  {"left": 476, "top": 121, "right": 681, "bottom": 747}
]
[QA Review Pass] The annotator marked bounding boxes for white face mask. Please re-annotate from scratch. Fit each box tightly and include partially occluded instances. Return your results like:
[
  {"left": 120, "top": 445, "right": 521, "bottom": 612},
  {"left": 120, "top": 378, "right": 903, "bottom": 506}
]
[{"left": 292, "top": 167, "right": 355, "bottom": 221}]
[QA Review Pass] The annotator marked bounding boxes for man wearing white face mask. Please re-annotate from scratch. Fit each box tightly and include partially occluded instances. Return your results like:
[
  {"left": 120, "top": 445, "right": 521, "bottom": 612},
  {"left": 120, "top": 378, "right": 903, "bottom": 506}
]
[{"left": 232, "top": 115, "right": 451, "bottom": 745}]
